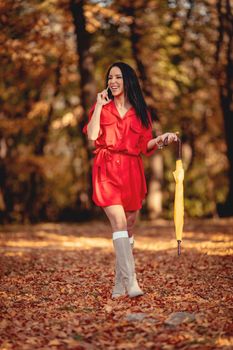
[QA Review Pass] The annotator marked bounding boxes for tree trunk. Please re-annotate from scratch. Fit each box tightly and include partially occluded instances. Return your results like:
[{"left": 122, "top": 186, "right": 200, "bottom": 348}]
[
  {"left": 126, "top": 5, "right": 158, "bottom": 121},
  {"left": 70, "top": 0, "right": 97, "bottom": 212},
  {"left": 216, "top": 0, "right": 233, "bottom": 216},
  {"left": 24, "top": 60, "right": 62, "bottom": 222},
  {"left": 70, "top": 0, "right": 97, "bottom": 129}
]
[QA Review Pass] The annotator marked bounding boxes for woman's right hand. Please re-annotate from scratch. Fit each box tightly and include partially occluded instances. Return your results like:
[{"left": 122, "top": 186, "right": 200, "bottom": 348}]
[{"left": 97, "top": 88, "right": 111, "bottom": 106}]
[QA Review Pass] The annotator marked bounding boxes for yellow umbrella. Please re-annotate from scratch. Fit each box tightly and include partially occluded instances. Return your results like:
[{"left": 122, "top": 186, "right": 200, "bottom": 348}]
[
  {"left": 172, "top": 136, "right": 184, "bottom": 255},
  {"left": 161, "top": 133, "right": 184, "bottom": 255}
]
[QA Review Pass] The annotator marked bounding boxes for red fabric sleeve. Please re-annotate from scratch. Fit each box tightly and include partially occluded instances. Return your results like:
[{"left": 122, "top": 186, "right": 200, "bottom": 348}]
[
  {"left": 82, "top": 103, "right": 96, "bottom": 134},
  {"left": 140, "top": 112, "right": 158, "bottom": 156},
  {"left": 140, "top": 126, "right": 158, "bottom": 156}
]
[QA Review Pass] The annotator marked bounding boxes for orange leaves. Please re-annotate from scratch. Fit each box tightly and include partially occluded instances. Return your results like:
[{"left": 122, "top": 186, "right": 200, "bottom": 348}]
[
  {"left": 28, "top": 101, "right": 50, "bottom": 120},
  {"left": 84, "top": 3, "right": 132, "bottom": 33},
  {"left": 0, "top": 220, "right": 233, "bottom": 349},
  {"left": 48, "top": 339, "right": 61, "bottom": 346}
]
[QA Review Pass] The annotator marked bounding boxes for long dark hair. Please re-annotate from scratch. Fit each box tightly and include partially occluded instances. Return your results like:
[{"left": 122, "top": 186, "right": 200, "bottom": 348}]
[{"left": 105, "top": 62, "right": 151, "bottom": 128}]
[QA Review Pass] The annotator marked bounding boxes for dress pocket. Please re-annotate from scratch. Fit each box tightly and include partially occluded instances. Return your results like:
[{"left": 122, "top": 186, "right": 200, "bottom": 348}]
[
  {"left": 100, "top": 115, "right": 116, "bottom": 126},
  {"left": 97, "top": 165, "right": 107, "bottom": 182},
  {"left": 100, "top": 118, "right": 116, "bottom": 144},
  {"left": 130, "top": 121, "right": 142, "bottom": 134},
  {"left": 129, "top": 121, "right": 142, "bottom": 148}
]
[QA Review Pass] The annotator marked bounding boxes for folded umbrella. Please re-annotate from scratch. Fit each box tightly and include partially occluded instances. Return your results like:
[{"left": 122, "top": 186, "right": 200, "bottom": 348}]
[
  {"left": 160, "top": 133, "right": 184, "bottom": 255},
  {"left": 172, "top": 136, "right": 184, "bottom": 255}
]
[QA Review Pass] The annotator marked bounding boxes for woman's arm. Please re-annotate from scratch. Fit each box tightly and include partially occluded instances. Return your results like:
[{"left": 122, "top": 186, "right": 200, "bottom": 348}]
[
  {"left": 87, "top": 88, "right": 111, "bottom": 141},
  {"left": 87, "top": 103, "right": 102, "bottom": 141},
  {"left": 147, "top": 138, "right": 159, "bottom": 151}
]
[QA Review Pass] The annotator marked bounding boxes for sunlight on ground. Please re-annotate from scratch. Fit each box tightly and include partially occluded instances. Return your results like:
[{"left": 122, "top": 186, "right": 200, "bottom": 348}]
[
  {"left": 0, "top": 220, "right": 233, "bottom": 256},
  {"left": 215, "top": 336, "right": 233, "bottom": 347},
  {"left": 1, "top": 234, "right": 112, "bottom": 251}
]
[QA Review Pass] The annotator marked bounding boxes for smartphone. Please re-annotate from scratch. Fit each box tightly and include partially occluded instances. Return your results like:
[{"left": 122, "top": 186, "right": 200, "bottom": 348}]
[{"left": 106, "top": 86, "right": 111, "bottom": 100}]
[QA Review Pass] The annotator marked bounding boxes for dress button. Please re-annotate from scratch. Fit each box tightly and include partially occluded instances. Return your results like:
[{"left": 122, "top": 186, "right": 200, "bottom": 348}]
[{"left": 116, "top": 159, "right": 120, "bottom": 164}]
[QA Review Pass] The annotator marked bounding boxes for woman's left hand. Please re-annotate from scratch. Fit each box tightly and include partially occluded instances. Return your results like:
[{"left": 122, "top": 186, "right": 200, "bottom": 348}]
[{"left": 155, "top": 132, "right": 178, "bottom": 147}]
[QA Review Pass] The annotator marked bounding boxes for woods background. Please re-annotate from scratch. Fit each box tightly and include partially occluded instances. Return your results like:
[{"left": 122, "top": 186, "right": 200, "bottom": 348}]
[{"left": 0, "top": 0, "right": 232, "bottom": 223}]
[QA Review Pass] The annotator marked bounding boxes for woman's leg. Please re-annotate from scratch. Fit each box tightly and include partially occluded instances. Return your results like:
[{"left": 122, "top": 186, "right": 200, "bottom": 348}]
[
  {"left": 103, "top": 205, "right": 127, "bottom": 298},
  {"left": 103, "top": 205, "right": 143, "bottom": 298},
  {"left": 125, "top": 210, "right": 139, "bottom": 241},
  {"left": 103, "top": 205, "right": 127, "bottom": 232},
  {"left": 125, "top": 211, "right": 139, "bottom": 285}
]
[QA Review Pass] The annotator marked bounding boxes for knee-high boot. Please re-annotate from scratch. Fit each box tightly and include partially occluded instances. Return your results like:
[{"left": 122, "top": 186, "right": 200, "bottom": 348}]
[
  {"left": 112, "top": 260, "right": 126, "bottom": 298},
  {"left": 112, "top": 236, "right": 134, "bottom": 298},
  {"left": 112, "top": 231, "right": 144, "bottom": 298}
]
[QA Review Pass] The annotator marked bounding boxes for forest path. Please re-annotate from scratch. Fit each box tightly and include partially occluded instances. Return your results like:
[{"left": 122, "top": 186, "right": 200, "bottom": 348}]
[{"left": 0, "top": 219, "right": 233, "bottom": 350}]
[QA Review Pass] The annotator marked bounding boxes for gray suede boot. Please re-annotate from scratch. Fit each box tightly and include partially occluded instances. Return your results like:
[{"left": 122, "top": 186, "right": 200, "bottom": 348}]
[
  {"left": 113, "top": 231, "right": 143, "bottom": 298},
  {"left": 112, "top": 260, "right": 126, "bottom": 298},
  {"left": 129, "top": 235, "right": 134, "bottom": 249},
  {"left": 112, "top": 236, "right": 135, "bottom": 298},
  {"left": 129, "top": 236, "right": 143, "bottom": 296}
]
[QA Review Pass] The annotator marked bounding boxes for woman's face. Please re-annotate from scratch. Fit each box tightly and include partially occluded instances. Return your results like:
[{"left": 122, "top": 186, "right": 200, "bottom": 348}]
[{"left": 108, "top": 66, "right": 124, "bottom": 97}]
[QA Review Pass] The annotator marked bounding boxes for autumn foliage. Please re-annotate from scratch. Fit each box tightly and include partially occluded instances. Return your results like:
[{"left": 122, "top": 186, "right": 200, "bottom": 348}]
[{"left": 0, "top": 0, "right": 233, "bottom": 223}]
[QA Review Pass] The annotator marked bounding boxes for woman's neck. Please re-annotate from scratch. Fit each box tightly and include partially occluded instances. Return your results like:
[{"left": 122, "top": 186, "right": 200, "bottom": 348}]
[{"left": 114, "top": 95, "right": 130, "bottom": 108}]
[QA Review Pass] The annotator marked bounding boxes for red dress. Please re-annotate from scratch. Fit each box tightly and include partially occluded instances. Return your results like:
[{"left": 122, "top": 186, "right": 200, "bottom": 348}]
[{"left": 83, "top": 100, "right": 157, "bottom": 211}]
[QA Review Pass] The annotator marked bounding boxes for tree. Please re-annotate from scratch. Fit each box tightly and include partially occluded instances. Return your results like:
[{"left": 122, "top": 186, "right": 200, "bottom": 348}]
[
  {"left": 70, "top": 0, "right": 97, "bottom": 129},
  {"left": 215, "top": 0, "right": 233, "bottom": 216}
]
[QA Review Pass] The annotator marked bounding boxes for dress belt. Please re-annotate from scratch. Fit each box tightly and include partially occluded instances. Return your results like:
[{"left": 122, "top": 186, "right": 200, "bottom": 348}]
[{"left": 93, "top": 147, "right": 139, "bottom": 182}]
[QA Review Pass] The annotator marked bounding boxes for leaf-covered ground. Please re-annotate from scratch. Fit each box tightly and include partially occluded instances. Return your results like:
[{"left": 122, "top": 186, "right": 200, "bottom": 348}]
[{"left": 0, "top": 219, "right": 233, "bottom": 350}]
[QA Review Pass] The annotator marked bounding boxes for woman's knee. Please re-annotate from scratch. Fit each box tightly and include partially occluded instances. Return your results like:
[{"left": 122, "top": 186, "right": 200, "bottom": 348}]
[
  {"left": 103, "top": 205, "right": 127, "bottom": 232},
  {"left": 126, "top": 211, "right": 138, "bottom": 232},
  {"left": 127, "top": 217, "right": 135, "bottom": 231},
  {"left": 111, "top": 216, "right": 127, "bottom": 231}
]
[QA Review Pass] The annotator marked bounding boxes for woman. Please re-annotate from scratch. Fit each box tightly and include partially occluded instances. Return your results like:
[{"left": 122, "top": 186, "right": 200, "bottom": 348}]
[{"left": 83, "top": 62, "right": 177, "bottom": 298}]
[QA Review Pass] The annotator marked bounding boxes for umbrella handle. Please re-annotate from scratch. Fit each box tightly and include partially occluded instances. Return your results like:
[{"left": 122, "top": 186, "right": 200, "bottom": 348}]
[
  {"left": 176, "top": 137, "right": 182, "bottom": 160},
  {"left": 163, "top": 132, "right": 182, "bottom": 160},
  {"left": 174, "top": 132, "right": 182, "bottom": 160}
]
